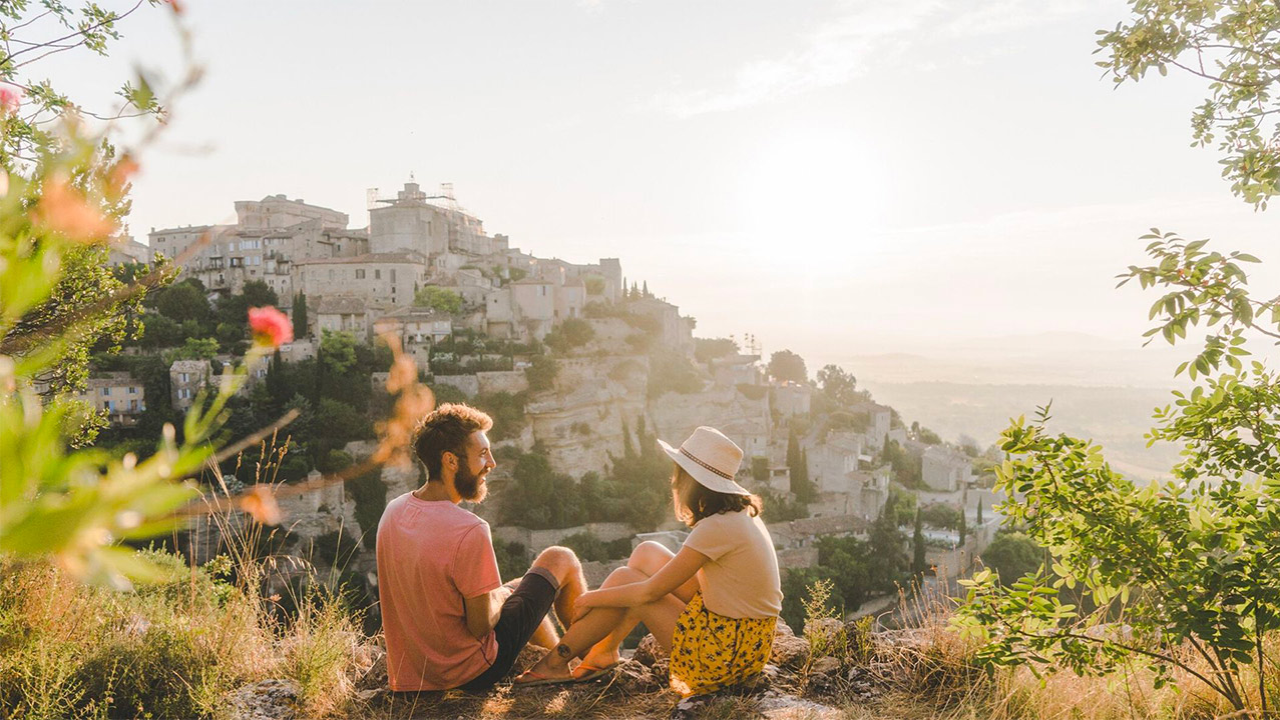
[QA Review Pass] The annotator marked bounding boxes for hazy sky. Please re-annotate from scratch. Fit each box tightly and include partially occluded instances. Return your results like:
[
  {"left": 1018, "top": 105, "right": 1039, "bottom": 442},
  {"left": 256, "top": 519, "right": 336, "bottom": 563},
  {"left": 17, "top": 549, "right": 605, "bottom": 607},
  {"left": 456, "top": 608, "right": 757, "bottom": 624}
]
[{"left": 50, "top": 0, "right": 1280, "bottom": 380}]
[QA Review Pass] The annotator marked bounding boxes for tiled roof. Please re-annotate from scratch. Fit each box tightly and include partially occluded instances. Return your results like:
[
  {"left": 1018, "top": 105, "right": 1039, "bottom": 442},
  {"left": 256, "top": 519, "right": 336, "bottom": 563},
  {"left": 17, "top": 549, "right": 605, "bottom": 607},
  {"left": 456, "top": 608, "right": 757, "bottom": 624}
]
[{"left": 314, "top": 296, "right": 368, "bottom": 314}]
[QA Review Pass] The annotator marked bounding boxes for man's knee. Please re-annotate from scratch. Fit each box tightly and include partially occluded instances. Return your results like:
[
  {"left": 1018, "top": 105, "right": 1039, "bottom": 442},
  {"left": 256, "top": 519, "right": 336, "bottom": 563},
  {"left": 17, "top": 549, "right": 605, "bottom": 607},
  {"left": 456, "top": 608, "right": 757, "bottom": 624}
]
[
  {"left": 627, "top": 541, "right": 673, "bottom": 576},
  {"left": 532, "top": 545, "right": 581, "bottom": 584}
]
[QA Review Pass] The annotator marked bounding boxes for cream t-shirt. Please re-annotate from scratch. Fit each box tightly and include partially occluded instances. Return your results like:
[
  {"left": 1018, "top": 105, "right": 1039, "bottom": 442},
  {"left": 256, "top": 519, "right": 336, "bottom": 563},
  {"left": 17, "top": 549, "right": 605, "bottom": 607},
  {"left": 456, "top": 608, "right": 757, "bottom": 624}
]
[{"left": 683, "top": 509, "right": 782, "bottom": 619}]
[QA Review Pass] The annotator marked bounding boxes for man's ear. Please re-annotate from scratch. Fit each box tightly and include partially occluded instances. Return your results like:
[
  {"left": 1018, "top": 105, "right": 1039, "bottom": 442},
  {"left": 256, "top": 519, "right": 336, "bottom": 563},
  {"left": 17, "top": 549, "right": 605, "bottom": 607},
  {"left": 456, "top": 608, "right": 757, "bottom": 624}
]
[{"left": 443, "top": 450, "right": 458, "bottom": 471}]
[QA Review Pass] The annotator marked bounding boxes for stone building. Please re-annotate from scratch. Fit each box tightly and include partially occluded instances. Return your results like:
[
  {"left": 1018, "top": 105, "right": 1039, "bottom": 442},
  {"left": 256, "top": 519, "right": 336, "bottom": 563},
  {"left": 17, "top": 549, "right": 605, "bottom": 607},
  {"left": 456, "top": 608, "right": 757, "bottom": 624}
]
[
  {"left": 313, "top": 296, "right": 370, "bottom": 337},
  {"left": 291, "top": 252, "right": 429, "bottom": 312},
  {"left": 368, "top": 180, "right": 500, "bottom": 259},
  {"left": 77, "top": 372, "right": 146, "bottom": 427},
  {"left": 922, "top": 446, "right": 973, "bottom": 492},
  {"left": 169, "top": 360, "right": 212, "bottom": 411}
]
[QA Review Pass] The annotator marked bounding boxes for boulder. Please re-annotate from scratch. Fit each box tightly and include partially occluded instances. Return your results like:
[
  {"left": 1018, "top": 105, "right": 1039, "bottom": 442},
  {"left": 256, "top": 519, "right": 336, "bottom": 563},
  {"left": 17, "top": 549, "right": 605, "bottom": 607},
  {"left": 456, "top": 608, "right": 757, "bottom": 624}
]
[
  {"left": 810, "top": 656, "right": 841, "bottom": 675},
  {"left": 224, "top": 679, "right": 300, "bottom": 720},
  {"left": 770, "top": 629, "right": 809, "bottom": 669},
  {"left": 634, "top": 633, "right": 668, "bottom": 666},
  {"left": 613, "top": 659, "right": 664, "bottom": 694}
]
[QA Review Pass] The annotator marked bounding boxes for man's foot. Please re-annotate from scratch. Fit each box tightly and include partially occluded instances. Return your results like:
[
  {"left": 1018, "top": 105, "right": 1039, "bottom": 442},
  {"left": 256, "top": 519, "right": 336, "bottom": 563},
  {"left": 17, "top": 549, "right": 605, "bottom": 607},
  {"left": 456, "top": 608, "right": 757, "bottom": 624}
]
[{"left": 514, "top": 647, "right": 575, "bottom": 688}]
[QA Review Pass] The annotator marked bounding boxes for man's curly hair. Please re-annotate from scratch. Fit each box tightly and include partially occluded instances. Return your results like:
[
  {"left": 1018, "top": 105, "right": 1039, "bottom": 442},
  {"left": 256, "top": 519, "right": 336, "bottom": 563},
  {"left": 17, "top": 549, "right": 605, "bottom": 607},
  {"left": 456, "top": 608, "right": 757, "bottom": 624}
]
[{"left": 413, "top": 403, "right": 493, "bottom": 481}]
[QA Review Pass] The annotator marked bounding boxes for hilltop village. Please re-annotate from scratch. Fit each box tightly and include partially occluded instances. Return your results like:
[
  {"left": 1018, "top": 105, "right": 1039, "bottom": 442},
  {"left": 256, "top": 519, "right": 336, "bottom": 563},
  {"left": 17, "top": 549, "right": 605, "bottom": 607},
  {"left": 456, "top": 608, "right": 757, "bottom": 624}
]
[{"left": 95, "top": 181, "right": 1002, "bottom": 626}]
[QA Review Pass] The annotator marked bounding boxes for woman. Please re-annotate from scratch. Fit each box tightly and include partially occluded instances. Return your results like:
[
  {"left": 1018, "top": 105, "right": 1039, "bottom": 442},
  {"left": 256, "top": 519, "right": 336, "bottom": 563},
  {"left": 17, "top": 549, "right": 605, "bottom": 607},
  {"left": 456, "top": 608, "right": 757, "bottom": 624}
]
[{"left": 515, "top": 426, "right": 783, "bottom": 697}]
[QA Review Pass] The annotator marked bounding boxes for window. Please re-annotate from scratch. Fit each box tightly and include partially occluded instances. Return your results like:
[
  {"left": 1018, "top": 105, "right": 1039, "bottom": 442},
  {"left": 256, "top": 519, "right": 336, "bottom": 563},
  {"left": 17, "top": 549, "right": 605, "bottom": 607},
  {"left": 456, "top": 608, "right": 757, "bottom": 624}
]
[
  {"left": 102, "top": 388, "right": 110, "bottom": 396},
  {"left": 129, "top": 399, "right": 138, "bottom": 411},
  {"left": 128, "top": 386, "right": 137, "bottom": 394},
  {"left": 229, "top": 242, "right": 238, "bottom": 251},
  {"left": 180, "top": 372, "right": 189, "bottom": 382},
  {"left": 390, "top": 269, "right": 397, "bottom": 282},
  {"left": 355, "top": 269, "right": 365, "bottom": 279},
  {"left": 179, "top": 388, "right": 191, "bottom": 399},
  {"left": 103, "top": 401, "right": 111, "bottom": 410},
  {"left": 375, "top": 269, "right": 381, "bottom": 280}
]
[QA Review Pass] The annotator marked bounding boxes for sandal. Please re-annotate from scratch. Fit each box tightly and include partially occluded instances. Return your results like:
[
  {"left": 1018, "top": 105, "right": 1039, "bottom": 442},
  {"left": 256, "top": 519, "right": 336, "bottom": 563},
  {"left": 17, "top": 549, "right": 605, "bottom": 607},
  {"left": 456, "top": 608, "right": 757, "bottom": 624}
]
[
  {"left": 512, "top": 668, "right": 576, "bottom": 688},
  {"left": 572, "top": 661, "right": 622, "bottom": 682}
]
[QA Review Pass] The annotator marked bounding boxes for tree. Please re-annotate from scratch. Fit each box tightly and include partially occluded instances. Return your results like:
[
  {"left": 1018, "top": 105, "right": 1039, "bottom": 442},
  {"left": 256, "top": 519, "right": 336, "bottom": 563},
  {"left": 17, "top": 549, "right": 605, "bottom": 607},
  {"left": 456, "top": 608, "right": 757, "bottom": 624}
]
[
  {"left": 694, "top": 337, "right": 738, "bottom": 364},
  {"left": 168, "top": 337, "right": 218, "bottom": 361},
  {"left": 953, "top": 5, "right": 1280, "bottom": 714},
  {"left": 786, "top": 428, "right": 814, "bottom": 502},
  {"left": 292, "top": 292, "right": 308, "bottom": 338},
  {"left": 816, "top": 364, "right": 857, "bottom": 406},
  {"left": 319, "top": 330, "right": 359, "bottom": 377},
  {"left": 979, "top": 531, "right": 1042, "bottom": 586},
  {"left": 525, "top": 354, "right": 559, "bottom": 393},
  {"left": 1096, "top": 1, "right": 1280, "bottom": 208},
  {"left": 153, "top": 280, "right": 210, "bottom": 325},
  {"left": 414, "top": 286, "right": 463, "bottom": 314},
  {"left": 544, "top": 317, "right": 595, "bottom": 354},
  {"left": 911, "top": 510, "right": 927, "bottom": 577},
  {"left": 768, "top": 349, "right": 807, "bottom": 384}
]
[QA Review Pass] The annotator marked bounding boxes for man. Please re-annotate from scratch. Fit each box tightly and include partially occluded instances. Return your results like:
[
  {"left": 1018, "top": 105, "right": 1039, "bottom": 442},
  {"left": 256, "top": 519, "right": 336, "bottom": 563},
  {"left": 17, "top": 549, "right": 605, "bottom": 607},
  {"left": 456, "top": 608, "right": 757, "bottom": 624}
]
[{"left": 376, "top": 403, "right": 587, "bottom": 692}]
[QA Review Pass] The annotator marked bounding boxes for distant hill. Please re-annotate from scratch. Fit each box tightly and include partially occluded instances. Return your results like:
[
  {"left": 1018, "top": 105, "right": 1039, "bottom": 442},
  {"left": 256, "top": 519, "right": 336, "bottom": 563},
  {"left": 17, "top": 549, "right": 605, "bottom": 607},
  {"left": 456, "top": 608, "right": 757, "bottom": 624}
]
[{"left": 862, "top": 380, "right": 1183, "bottom": 481}]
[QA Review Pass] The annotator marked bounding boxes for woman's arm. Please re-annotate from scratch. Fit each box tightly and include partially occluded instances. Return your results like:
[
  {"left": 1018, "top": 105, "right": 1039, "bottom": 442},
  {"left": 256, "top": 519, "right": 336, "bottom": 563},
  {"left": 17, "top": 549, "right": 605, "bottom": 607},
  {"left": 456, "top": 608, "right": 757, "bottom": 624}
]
[{"left": 575, "top": 545, "right": 709, "bottom": 616}]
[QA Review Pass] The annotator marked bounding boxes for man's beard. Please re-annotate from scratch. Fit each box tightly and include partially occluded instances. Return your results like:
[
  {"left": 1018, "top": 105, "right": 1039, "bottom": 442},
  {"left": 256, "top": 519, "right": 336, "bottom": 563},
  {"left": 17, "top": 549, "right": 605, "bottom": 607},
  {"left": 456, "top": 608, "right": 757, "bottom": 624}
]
[{"left": 454, "top": 462, "right": 488, "bottom": 503}]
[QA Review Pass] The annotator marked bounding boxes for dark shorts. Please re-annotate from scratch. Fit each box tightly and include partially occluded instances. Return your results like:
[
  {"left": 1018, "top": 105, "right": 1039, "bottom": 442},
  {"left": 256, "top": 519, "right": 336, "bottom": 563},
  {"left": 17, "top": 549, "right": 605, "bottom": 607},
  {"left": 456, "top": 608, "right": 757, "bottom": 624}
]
[{"left": 456, "top": 567, "right": 559, "bottom": 692}]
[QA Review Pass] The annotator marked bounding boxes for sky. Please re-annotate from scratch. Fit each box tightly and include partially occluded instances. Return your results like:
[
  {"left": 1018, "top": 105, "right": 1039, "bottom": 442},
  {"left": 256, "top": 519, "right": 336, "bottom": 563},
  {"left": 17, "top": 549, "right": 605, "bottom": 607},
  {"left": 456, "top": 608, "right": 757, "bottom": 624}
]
[{"left": 42, "top": 0, "right": 1280, "bottom": 384}]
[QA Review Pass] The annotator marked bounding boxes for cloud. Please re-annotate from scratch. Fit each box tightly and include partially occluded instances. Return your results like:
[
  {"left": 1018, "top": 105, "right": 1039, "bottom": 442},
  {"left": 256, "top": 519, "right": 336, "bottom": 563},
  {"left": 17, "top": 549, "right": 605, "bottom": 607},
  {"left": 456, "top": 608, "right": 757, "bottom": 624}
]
[{"left": 655, "top": 0, "right": 1102, "bottom": 118}]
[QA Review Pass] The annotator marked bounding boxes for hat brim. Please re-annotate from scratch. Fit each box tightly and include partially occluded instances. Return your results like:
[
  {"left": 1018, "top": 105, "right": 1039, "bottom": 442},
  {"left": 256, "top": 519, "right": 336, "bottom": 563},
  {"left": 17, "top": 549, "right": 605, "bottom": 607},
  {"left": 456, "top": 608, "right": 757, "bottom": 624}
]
[{"left": 657, "top": 438, "right": 751, "bottom": 496}]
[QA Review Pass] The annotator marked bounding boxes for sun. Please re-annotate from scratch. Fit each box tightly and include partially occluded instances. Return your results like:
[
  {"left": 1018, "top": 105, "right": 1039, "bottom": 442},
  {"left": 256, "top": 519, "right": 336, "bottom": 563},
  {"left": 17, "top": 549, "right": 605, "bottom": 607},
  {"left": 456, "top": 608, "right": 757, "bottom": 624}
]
[{"left": 737, "top": 128, "right": 886, "bottom": 242}]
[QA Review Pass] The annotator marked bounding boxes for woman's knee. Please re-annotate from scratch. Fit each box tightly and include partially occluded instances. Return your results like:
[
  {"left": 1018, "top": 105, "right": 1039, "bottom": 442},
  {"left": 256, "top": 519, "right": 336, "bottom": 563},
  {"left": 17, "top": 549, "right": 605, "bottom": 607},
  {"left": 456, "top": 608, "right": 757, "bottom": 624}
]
[
  {"left": 602, "top": 566, "right": 647, "bottom": 587},
  {"left": 628, "top": 541, "right": 674, "bottom": 575}
]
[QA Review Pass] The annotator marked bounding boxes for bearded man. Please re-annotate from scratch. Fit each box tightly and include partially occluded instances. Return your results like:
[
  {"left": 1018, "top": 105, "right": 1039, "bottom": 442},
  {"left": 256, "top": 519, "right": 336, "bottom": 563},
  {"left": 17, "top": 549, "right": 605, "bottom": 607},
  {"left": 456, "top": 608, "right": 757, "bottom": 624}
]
[{"left": 376, "top": 403, "right": 586, "bottom": 693}]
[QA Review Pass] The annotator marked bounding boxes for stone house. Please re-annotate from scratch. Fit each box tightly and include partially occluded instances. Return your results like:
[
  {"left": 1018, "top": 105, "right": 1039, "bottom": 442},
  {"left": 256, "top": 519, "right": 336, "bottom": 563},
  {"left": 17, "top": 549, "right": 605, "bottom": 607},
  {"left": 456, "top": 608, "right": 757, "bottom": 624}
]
[
  {"left": 773, "top": 381, "right": 811, "bottom": 416},
  {"left": 922, "top": 446, "right": 973, "bottom": 492},
  {"left": 77, "top": 372, "right": 146, "bottom": 427},
  {"left": 169, "top": 360, "right": 212, "bottom": 411},
  {"left": 313, "top": 296, "right": 370, "bottom": 338}
]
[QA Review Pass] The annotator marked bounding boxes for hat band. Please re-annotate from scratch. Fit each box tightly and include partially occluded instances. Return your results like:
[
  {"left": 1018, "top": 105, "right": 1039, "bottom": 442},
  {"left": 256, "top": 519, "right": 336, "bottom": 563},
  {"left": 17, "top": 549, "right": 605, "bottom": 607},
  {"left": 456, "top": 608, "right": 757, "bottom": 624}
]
[{"left": 680, "top": 447, "right": 734, "bottom": 481}]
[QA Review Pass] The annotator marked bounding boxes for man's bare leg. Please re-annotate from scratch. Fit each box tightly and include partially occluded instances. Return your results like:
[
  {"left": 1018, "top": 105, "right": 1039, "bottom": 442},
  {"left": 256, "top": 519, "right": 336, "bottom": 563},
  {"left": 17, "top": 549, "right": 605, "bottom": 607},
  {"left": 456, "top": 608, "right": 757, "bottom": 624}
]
[{"left": 529, "top": 545, "right": 586, "bottom": 630}]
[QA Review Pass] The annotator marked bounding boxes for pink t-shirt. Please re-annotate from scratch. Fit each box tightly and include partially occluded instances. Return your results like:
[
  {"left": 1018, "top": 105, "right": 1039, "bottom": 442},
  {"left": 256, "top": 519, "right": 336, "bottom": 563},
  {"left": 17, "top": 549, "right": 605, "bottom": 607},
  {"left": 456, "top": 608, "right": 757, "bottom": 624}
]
[{"left": 376, "top": 493, "right": 502, "bottom": 691}]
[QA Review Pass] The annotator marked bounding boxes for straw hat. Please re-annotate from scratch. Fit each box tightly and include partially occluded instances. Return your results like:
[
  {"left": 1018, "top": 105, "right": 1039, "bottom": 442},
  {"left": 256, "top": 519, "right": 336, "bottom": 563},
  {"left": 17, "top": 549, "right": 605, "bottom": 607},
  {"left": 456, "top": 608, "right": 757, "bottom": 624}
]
[{"left": 657, "top": 426, "right": 750, "bottom": 496}]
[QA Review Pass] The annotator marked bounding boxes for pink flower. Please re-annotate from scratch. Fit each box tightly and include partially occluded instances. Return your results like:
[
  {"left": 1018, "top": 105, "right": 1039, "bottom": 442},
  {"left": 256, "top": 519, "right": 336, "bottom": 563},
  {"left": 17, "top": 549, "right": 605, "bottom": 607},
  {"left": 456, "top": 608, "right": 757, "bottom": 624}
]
[
  {"left": 248, "top": 306, "right": 293, "bottom": 348},
  {"left": 0, "top": 83, "right": 24, "bottom": 115}
]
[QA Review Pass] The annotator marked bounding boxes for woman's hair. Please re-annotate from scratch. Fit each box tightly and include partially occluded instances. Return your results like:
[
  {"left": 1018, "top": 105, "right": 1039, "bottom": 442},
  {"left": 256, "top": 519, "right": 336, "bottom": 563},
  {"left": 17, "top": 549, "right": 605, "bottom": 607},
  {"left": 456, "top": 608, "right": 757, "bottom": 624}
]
[{"left": 671, "top": 465, "right": 763, "bottom": 526}]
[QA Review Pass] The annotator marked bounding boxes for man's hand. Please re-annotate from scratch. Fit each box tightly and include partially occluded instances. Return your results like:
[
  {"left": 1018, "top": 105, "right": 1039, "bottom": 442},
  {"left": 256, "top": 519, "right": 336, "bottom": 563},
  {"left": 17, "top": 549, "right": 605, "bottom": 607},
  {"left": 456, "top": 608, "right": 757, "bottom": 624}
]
[{"left": 464, "top": 585, "right": 510, "bottom": 639}]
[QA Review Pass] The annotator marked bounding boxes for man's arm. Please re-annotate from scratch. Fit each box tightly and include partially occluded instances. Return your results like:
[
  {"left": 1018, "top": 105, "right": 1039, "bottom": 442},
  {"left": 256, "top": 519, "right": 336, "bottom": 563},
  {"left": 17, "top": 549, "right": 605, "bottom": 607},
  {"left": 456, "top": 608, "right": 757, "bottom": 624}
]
[{"left": 463, "top": 584, "right": 512, "bottom": 639}]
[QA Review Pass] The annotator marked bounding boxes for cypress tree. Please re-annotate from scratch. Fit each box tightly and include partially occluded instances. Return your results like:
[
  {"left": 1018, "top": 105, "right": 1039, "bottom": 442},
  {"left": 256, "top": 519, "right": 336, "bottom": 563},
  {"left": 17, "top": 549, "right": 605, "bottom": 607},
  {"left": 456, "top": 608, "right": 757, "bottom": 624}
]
[
  {"left": 912, "top": 509, "right": 927, "bottom": 577},
  {"left": 293, "top": 292, "right": 308, "bottom": 338}
]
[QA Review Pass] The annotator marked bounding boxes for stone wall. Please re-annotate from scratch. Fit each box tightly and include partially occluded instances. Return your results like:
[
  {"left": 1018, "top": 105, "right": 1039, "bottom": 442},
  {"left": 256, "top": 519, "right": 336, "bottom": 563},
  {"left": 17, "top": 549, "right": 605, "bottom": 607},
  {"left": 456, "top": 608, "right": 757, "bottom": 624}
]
[
  {"left": 432, "top": 374, "right": 479, "bottom": 397},
  {"left": 776, "top": 545, "right": 819, "bottom": 573},
  {"left": 492, "top": 521, "right": 634, "bottom": 550},
  {"left": 476, "top": 370, "right": 528, "bottom": 395}
]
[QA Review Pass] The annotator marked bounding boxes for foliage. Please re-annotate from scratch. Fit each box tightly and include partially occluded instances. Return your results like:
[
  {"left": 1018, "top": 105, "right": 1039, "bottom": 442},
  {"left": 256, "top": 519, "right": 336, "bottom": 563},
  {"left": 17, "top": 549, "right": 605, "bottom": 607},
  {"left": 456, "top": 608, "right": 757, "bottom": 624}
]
[
  {"left": 493, "top": 539, "right": 529, "bottom": 583},
  {"left": 786, "top": 429, "right": 815, "bottom": 502},
  {"left": 647, "top": 350, "right": 703, "bottom": 397},
  {"left": 293, "top": 292, "right": 308, "bottom": 338},
  {"left": 883, "top": 483, "right": 918, "bottom": 528},
  {"left": 545, "top": 317, "right": 595, "bottom": 354},
  {"left": 911, "top": 510, "right": 927, "bottom": 576},
  {"left": 347, "top": 466, "right": 390, "bottom": 551},
  {"left": 525, "top": 353, "right": 559, "bottom": 392},
  {"left": 768, "top": 349, "right": 808, "bottom": 384},
  {"left": 559, "top": 531, "right": 633, "bottom": 563},
  {"left": 919, "top": 503, "right": 962, "bottom": 530},
  {"left": 912, "top": 421, "right": 943, "bottom": 445},
  {"left": 499, "top": 451, "right": 585, "bottom": 529},
  {"left": 758, "top": 489, "right": 808, "bottom": 522},
  {"left": 473, "top": 390, "right": 527, "bottom": 442},
  {"left": 166, "top": 336, "right": 218, "bottom": 362},
  {"left": 413, "top": 285, "right": 463, "bottom": 314},
  {"left": 694, "top": 336, "right": 738, "bottom": 364},
  {"left": 1096, "top": 1, "right": 1280, "bottom": 207},
  {"left": 318, "top": 330, "right": 358, "bottom": 377},
  {"left": 884, "top": 438, "right": 924, "bottom": 487},
  {"left": 816, "top": 364, "right": 858, "bottom": 406},
  {"left": 980, "top": 530, "right": 1043, "bottom": 586}
]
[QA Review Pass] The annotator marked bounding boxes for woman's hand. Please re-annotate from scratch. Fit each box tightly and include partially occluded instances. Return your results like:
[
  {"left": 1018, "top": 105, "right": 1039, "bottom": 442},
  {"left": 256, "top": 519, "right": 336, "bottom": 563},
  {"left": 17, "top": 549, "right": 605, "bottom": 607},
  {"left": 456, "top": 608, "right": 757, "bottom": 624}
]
[{"left": 572, "top": 590, "right": 599, "bottom": 622}]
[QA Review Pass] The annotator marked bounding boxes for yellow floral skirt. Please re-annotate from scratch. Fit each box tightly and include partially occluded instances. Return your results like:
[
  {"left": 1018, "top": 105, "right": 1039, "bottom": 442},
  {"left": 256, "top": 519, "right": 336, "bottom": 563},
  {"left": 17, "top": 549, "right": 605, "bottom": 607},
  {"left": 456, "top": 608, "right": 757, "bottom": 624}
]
[{"left": 668, "top": 591, "right": 777, "bottom": 697}]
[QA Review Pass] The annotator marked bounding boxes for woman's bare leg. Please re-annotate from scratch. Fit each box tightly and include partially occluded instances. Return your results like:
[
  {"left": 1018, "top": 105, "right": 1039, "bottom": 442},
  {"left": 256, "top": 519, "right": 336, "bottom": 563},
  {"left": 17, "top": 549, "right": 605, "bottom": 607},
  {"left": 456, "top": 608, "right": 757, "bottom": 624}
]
[
  {"left": 577, "top": 541, "right": 697, "bottom": 668},
  {"left": 518, "top": 566, "right": 686, "bottom": 682}
]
